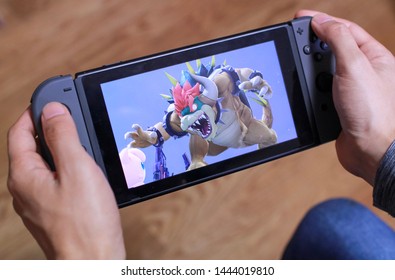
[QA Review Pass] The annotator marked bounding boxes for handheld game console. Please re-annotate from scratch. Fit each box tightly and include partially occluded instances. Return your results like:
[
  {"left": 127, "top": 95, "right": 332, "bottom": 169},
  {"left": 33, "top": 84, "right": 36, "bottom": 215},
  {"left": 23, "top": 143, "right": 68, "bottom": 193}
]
[{"left": 31, "top": 17, "right": 340, "bottom": 207}]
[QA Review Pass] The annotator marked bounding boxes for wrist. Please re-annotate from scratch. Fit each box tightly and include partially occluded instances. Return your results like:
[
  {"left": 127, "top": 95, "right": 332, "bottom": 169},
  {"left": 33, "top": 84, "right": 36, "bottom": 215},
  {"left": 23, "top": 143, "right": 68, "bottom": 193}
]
[
  {"left": 54, "top": 243, "right": 126, "bottom": 260},
  {"left": 52, "top": 232, "right": 126, "bottom": 260},
  {"left": 336, "top": 132, "right": 394, "bottom": 186}
]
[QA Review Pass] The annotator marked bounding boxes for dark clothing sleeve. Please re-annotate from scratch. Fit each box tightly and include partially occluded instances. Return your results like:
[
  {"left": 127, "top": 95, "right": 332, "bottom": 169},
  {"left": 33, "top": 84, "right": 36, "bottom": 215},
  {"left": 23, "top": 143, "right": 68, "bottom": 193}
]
[{"left": 373, "top": 140, "right": 395, "bottom": 217}]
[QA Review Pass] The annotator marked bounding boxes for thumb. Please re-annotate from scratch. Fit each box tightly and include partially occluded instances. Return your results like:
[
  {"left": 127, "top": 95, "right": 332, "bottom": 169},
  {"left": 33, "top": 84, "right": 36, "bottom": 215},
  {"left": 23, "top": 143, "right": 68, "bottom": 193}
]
[
  {"left": 310, "top": 13, "right": 365, "bottom": 75},
  {"left": 41, "top": 102, "right": 88, "bottom": 171}
]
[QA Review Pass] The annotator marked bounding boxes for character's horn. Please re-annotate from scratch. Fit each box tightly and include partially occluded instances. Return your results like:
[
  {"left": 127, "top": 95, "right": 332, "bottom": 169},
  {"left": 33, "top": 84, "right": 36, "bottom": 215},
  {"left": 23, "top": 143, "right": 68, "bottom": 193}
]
[{"left": 190, "top": 73, "right": 218, "bottom": 101}]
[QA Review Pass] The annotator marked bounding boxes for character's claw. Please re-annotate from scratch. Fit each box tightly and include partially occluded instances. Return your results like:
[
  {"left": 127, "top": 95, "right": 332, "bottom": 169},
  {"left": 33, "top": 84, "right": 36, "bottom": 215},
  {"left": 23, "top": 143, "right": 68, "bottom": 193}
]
[
  {"left": 250, "top": 76, "right": 263, "bottom": 87},
  {"left": 124, "top": 131, "right": 133, "bottom": 140},
  {"left": 239, "top": 80, "right": 253, "bottom": 90},
  {"left": 132, "top": 124, "right": 141, "bottom": 131},
  {"left": 239, "top": 76, "right": 273, "bottom": 100},
  {"left": 124, "top": 124, "right": 158, "bottom": 148},
  {"left": 259, "top": 85, "right": 272, "bottom": 99},
  {"left": 124, "top": 124, "right": 142, "bottom": 140}
]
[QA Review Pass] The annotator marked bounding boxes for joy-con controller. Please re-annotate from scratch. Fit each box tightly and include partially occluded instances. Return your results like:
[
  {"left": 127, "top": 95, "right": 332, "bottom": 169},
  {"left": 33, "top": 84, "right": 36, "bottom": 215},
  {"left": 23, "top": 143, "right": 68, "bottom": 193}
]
[
  {"left": 31, "top": 75, "right": 94, "bottom": 170},
  {"left": 291, "top": 17, "right": 341, "bottom": 143}
]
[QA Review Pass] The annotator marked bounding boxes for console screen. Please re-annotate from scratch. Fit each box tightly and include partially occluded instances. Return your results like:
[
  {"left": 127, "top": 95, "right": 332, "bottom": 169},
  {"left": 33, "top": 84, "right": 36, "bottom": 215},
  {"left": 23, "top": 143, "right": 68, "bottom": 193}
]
[{"left": 100, "top": 40, "right": 297, "bottom": 189}]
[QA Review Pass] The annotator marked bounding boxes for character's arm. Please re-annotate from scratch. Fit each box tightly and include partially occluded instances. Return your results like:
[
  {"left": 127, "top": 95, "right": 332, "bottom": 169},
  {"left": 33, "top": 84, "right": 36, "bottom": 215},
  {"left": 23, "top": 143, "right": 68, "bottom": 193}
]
[
  {"left": 124, "top": 123, "right": 167, "bottom": 148},
  {"left": 125, "top": 111, "right": 186, "bottom": 148},
  {"left": 236, "top": 68, "right": 272, "bottom": 99}
]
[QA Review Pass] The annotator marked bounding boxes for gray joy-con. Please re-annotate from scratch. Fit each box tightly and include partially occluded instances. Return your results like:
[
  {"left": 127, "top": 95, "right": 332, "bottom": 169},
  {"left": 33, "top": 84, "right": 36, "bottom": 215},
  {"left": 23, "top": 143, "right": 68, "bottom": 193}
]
[
  {"left": 31, "top": 75, "right": 93, "bottom": 170},
  {"left": 291, "top": 17, "right": 341, "bottom": 143}
]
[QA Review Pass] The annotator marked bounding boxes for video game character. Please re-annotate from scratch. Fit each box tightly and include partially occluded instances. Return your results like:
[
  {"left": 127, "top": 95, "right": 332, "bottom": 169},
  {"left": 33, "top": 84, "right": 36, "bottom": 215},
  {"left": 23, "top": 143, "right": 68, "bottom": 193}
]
[
  {"left": 119, "top": 147, "right": 146, "bottom": 188},
  {"left": 125, "top": 59, "right": 277, "bottom": 170}
]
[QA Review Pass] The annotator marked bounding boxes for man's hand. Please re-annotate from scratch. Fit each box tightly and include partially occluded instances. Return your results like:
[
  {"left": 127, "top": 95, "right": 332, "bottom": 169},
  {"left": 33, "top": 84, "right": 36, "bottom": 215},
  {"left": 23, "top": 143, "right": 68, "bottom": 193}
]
[
  {"left": 296, "top": 10, "right": 395, "bottom": 185},
  {"left": 7, "top": 102, "right": 126, "bottom": 259}
]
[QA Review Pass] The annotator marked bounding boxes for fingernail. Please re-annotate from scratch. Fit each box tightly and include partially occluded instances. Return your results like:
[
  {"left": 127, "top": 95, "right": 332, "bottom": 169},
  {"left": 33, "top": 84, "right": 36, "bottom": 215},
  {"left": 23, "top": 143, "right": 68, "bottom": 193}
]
[
  {"left": 313, "top": 13, "right": 334, "bottom": 25},
  {"left": 42, "top": 102, "right": 66, "bottom": 120}
]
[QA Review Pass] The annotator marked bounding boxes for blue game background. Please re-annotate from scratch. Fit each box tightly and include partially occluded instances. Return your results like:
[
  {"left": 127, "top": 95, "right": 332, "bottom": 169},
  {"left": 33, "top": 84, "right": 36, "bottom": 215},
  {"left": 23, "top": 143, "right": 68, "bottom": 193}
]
[{"left": 101, "top": 40, "right": 297, "bottom": 185}]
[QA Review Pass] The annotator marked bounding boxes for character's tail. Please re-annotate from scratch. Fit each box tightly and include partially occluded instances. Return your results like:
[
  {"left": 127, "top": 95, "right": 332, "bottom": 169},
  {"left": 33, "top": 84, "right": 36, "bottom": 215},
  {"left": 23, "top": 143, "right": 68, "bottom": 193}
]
[
  {"left": 262, "top": 100, "right": 273, "bottom": 129},
  {"left": 248, "top": 91, "right": 273, "bottom": 129}
]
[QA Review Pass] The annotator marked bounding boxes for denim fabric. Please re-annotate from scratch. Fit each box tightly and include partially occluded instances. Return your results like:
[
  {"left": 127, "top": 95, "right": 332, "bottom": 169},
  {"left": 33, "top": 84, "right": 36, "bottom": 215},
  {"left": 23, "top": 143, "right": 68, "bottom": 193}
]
[{"left": 282, "top": 198, "right": 395, "bottom": 259}]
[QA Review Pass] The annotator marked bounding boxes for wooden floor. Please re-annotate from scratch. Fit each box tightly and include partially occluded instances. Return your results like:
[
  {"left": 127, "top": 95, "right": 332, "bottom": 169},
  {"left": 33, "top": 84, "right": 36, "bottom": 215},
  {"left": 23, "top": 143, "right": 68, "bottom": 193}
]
[{"left": 0, "top": 0, "right": 394, "bottom": 259}]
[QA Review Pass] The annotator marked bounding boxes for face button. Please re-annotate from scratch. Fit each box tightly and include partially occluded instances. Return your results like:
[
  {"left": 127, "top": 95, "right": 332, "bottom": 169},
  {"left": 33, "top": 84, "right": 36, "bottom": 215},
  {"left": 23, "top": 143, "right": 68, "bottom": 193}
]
[{"left": 303, "top": 45, "right": 312, "bottom": 55}]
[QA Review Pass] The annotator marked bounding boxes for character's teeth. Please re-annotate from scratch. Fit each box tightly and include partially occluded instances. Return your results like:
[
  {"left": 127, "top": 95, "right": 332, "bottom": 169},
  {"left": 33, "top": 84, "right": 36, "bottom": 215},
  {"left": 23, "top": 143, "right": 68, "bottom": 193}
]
[{"left": 188, "top": 112, "right": 212, "bottom": 139}]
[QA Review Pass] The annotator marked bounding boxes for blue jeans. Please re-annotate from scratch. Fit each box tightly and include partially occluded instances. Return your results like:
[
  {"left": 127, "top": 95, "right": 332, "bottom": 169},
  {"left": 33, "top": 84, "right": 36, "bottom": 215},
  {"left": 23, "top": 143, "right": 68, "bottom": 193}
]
[{"left": 282, "top": 198, "right": 395, "bottom": 259}]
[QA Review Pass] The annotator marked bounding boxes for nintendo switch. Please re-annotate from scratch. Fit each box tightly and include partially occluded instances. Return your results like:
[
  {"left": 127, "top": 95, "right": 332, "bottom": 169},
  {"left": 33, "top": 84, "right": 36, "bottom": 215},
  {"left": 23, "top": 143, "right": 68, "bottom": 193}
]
[{"left": 31, "top": 17, "right": 340, "bottom": 207}]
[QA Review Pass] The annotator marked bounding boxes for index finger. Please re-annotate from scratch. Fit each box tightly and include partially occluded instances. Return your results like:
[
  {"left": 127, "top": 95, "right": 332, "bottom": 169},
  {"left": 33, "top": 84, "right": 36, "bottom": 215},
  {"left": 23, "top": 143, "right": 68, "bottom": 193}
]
[{"left": 7, "top": 107, "right": 49, "bottom": 171}]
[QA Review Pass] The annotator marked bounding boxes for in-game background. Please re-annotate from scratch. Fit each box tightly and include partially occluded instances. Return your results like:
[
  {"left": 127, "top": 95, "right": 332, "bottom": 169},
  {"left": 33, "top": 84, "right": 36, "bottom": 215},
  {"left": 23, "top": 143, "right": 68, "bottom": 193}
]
[{"left": 101, "top": 40, "right": 297, "bottom": 186}]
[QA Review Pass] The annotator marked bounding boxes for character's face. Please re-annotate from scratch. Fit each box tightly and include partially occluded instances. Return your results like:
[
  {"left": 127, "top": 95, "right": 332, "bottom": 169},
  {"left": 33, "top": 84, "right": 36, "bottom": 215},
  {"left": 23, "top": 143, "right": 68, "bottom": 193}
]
[{"left": 179, "top": 97, "right": 218, "bottom": 141}]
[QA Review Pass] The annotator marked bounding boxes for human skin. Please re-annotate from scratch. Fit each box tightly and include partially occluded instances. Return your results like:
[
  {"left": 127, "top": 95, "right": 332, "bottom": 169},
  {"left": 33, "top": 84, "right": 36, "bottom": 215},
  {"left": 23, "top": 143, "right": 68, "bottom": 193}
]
[
  {"left": 7, "top": 103, "right": 126, "bottom": 259},
  {"left": 296, "top": 10, "right": 395, "bottom": 186}
]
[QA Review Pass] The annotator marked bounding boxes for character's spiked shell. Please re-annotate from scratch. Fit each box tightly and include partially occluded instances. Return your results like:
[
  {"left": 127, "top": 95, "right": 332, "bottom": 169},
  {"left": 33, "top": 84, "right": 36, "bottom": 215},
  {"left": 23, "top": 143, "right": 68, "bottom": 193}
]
[{"left": 163, "top": 57, "right": 219, "bottom": 103}]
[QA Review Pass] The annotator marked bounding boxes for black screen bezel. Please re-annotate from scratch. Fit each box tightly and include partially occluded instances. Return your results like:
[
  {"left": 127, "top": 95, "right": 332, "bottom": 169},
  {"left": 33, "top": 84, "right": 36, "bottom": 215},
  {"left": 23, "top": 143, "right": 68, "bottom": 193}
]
[{"left": 78, "top": 24, "right": 315, "bottom": 207}]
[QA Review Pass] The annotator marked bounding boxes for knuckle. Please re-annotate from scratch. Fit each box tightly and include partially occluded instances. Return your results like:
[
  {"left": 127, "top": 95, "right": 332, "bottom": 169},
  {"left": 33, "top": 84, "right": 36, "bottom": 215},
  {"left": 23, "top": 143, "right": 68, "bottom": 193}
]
[
  {"left": 7, "top": 175, "right": 16, "bottom": 196},
  {"left": 326, "top": 21, "right": 350, "bottom": 40},
  {"left": 7, "top": 123, "right": 18, "bottom": 143},
  {"left": 7, "top": 164, "right": 21, "bottom": 197}
]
